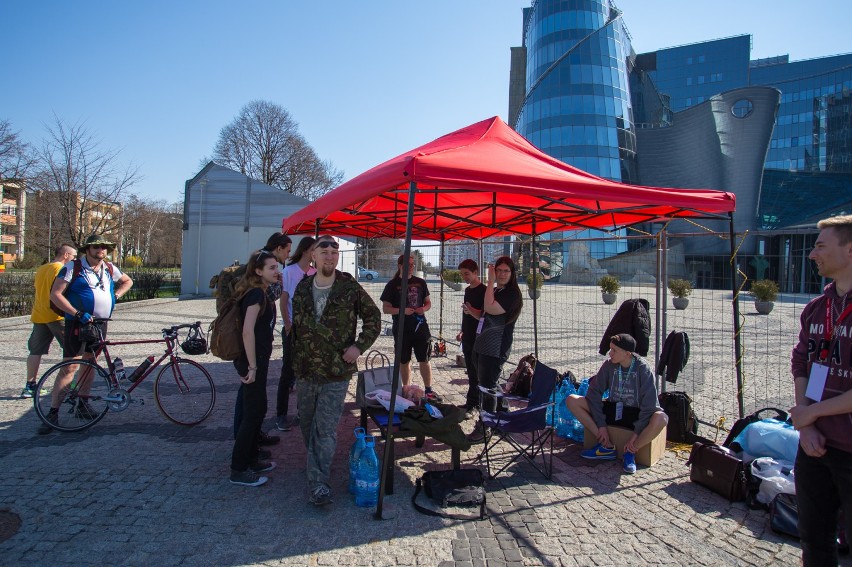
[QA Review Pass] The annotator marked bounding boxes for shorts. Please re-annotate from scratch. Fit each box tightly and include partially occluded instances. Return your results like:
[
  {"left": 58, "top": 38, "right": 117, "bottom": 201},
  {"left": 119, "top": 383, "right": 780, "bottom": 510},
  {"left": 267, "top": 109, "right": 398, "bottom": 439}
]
[
  {"left": 63, "top": 320, "right": 108, "bottom": 358},
  {"left": 393, "top": 321, "right": 431, "bottom": 364},
  {"left": 603, "top": 400, "right": 640, "bottom": 430},
  {"left": 28, "top": 321, "right": 65, "bottom": 355}
]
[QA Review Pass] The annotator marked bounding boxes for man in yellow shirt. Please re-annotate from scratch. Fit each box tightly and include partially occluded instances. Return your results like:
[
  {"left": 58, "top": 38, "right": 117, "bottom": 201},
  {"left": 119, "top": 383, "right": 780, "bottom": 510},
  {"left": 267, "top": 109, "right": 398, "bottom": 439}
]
[{"left": 21, "top": 244, "right": 77, "bottom": 398}]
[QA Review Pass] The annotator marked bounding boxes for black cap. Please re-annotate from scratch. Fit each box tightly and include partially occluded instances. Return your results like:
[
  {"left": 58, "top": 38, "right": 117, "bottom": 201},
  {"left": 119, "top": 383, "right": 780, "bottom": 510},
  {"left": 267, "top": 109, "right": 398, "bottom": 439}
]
[{"left": 610, "top": 333, "right": 636, "bottom": 353}]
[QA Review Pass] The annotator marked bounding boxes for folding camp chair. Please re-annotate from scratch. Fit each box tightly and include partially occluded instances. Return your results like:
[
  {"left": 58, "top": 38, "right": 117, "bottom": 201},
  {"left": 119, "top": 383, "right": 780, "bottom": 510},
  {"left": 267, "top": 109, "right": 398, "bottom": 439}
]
[{"left": 475, "top": 361, "right": 560, "bottom": 480}]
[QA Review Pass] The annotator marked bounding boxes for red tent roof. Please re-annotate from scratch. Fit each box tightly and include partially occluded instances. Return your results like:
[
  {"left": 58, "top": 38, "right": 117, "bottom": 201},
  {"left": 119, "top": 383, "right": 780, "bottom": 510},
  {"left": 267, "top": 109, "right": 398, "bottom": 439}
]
[{"left": 283, "top": 116, "right": 735, "bottom": 240}]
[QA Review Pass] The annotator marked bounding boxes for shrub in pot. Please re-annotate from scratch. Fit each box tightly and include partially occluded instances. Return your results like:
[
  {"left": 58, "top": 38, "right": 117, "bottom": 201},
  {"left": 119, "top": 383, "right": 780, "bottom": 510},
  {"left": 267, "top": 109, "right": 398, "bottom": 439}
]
[
  {"left": 750, "top": 279, "right": 779, "bottom": 314},
  {"left": 527, "top": 271, "right": 544, "bottom": 299},
  {"left": 598, "top": 275, "right": 620, "bottom": 305},
  {"left": 442, "top": 269, "right": 463, "bottom": 291},
  {"left": 668, "top": 278, "right": 692, "bottom": 310}
]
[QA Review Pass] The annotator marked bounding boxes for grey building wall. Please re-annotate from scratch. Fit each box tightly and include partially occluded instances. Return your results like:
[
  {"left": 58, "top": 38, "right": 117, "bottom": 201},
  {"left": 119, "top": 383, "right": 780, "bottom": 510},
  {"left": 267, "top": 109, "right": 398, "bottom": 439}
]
[{"left": 636, "top": 87, "right": 780, "bottom": 254}]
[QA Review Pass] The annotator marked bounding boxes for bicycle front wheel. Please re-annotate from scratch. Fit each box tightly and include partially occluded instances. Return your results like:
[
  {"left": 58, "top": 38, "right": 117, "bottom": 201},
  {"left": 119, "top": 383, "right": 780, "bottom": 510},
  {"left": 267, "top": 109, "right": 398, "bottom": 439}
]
[
  {"left": 154, "top": 358, "right": 216, "bottom": 425},
  {"left": 34, "top": 359, "right": 112, "bottom": 432}
]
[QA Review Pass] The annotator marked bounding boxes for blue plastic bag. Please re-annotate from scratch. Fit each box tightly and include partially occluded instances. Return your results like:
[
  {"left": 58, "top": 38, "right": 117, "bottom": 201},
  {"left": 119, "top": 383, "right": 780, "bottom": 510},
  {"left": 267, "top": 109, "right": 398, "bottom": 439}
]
[
  {"left": 549, "top": 377, "right": 589, "bottom": 442},
  {"left": 732, "top": 418, "right": 799, "bottom": 463}
]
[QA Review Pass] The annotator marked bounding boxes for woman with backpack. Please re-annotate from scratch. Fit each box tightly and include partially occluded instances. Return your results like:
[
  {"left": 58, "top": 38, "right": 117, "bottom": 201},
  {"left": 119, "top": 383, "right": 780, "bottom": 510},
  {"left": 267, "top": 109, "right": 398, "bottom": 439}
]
[{"left": 230, "top": 249, "right": 281, "bottom": 487}]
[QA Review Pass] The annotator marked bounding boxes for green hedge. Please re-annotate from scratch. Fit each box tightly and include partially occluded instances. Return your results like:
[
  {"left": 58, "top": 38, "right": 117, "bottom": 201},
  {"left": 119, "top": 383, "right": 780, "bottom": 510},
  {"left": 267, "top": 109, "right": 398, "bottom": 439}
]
[{"left": 0, "top": 268, "right": 181, "bottom": 317}]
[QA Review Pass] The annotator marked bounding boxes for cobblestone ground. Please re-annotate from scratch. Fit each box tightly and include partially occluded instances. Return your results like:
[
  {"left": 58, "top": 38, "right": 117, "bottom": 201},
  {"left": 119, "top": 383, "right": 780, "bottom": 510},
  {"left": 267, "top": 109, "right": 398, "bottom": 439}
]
[{"left": 0, "top": 296, "right": 832, "bottom": 566}]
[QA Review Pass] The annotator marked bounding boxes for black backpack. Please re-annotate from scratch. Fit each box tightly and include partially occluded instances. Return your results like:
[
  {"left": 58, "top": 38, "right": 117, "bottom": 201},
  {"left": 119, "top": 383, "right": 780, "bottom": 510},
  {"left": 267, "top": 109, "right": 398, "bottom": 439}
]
[{"left": 658, "top": 391, "right": 699, "bottom": 442}]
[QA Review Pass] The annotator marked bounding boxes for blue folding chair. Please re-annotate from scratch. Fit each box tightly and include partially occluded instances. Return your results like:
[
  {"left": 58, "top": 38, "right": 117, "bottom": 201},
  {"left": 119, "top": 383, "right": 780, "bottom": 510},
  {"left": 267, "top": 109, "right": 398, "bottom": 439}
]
[{"left": 475, "top": 361, "right": 560, "bottom": 480}]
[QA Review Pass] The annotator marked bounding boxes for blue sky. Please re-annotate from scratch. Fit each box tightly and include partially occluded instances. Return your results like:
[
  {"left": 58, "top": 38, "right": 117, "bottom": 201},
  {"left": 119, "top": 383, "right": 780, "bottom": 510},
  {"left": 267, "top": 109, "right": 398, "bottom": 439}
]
[{"left": 2, "top": 0, "right": 849, "bottom": 207}]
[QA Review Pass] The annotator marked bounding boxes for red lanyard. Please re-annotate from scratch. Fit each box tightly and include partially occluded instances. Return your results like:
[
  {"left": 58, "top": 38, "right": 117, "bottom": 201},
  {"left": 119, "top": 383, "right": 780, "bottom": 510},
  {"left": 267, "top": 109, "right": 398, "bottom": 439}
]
[{"left": 820, "top": 298, "right": 852, "bottom": 360}]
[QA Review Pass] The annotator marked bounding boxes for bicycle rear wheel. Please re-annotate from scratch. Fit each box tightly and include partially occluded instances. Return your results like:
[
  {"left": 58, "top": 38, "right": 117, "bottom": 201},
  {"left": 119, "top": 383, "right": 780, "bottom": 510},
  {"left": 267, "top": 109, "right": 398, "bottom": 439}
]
[
  {"left": 34, "top": 359, "right": 112, "bottom": 432},
  {"left": 154, "top": 358, "right": 216, "bottom": 425}
]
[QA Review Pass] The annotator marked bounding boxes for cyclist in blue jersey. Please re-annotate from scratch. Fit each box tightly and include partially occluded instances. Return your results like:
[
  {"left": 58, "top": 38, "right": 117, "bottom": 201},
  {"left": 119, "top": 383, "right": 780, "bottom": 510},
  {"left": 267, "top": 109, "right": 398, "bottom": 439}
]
[{"left": 38, "top": 234, "right": 133, "bottom": 434}]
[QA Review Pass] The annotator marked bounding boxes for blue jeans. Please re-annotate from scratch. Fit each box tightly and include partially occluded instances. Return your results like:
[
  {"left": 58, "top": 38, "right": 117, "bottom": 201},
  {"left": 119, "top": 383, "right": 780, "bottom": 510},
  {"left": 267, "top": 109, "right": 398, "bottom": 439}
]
[
  {"left": 796, "top": 445, "right": 852, "bottom": 566},
  {"left": 296, "top": 379, "right": 348, "bottom": 490}
]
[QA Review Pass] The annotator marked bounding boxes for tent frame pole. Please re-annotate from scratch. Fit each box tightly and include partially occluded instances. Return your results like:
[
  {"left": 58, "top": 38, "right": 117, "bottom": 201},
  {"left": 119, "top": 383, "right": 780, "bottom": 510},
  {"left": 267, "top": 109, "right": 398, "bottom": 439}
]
[
  {"left": 375, "top": 181, "right": 417, "bottom": 519},
  {"left": 729, "top": 213, "right": 745, "bottom": 419},
  {"left": 531, "top": 224, "right": 539, "bottom": 357}
]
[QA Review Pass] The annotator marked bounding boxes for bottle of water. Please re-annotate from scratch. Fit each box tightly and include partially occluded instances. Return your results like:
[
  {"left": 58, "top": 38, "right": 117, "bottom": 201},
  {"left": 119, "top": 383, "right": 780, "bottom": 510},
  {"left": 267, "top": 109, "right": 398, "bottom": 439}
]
[
  {"left": 127, "top": 356, "right": 155, "bottom": 383},
  {"left": 355, "top": 436, "right": 379, "bottom": 507},
  {"left": 348, "top": 427, "right": 367, "bottom": 494},
  {"left": 113, "top": 358, "right": 126, "bottom": 381}
]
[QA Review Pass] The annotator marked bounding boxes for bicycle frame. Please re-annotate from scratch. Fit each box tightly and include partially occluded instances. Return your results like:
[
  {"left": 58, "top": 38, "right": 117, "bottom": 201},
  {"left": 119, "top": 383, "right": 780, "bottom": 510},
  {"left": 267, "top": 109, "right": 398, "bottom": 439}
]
[{"left": 86, "top": 322, "right": 200, "bottom": 391}]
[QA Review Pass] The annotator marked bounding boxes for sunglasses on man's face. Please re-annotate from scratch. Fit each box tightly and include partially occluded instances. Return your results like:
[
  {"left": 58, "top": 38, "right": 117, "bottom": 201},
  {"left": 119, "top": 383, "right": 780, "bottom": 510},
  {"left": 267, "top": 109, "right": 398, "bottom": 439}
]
[
  {"left": 90, "top": 245, "right": 110, "bottom": 250},
  {"left": 316, "top": 241, "right": 339, "bottom": 249}
]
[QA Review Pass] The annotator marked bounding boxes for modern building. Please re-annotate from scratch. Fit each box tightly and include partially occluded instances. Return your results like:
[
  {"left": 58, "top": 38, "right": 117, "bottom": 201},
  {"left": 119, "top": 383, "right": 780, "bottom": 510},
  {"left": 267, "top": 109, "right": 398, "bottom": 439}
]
[
  {"left": 510, "top": 0, "right": 852, "bottom": 291},
  {"left": 0, "top": 180, "right": 26, "bottom": 264}
]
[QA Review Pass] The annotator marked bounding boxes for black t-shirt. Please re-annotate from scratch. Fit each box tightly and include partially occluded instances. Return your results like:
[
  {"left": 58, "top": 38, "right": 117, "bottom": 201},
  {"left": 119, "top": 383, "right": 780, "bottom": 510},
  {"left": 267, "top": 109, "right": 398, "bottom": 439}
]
[
  {"left": 238, "top": 287, "right": 277, "bottom": 365},
  {"left": 380, "top": 276, "right": 430, "bottom": 329},
  {"left": 461, "top": 282, "right": 486, "bottom": 348},
  {"left": 473, "top": 285, "right": 522, "bottom": 361}
]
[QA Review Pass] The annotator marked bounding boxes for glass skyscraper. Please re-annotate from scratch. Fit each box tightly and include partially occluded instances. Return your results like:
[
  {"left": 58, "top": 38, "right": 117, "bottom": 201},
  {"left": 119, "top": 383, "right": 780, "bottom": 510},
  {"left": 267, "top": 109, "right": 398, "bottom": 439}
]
[{"left": 510, "top": 1, "right": 852, "bottom": 286}]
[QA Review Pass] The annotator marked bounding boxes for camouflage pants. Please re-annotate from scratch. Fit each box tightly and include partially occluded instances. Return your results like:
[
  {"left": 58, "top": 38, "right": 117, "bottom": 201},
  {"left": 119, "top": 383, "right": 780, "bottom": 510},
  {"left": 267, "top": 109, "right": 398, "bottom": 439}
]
[{"left": 296, "top": 379, "right": 349, "bottom": 490}]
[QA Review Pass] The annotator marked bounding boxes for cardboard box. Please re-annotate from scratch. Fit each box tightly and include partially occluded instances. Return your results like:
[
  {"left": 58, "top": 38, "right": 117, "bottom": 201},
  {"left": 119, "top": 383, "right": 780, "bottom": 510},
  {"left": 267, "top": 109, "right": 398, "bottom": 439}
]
[{"left": 584, "top": 424, "right": 667, "bottom": 467}]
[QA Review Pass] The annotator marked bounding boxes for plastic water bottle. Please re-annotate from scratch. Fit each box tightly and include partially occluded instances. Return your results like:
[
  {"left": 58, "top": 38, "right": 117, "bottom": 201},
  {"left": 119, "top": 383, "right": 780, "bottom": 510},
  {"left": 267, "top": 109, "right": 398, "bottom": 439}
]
[
  {"left": 348, "top": 427, "right": 367, "bottom": 494},
  {"left": 113, "top": 358, "right": 126, "bottom": 381},
  {"left": 354, "top": 436, "right": 379, "bottom": 507},
  {"left": 127, "top": 356, "right": 155, "bottom": 383}
]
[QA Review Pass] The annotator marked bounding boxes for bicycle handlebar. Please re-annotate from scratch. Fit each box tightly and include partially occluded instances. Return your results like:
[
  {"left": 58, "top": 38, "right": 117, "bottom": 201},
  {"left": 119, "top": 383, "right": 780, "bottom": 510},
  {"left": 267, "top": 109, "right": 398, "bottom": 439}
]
[{"left": 161, "top": 321, "right": 202, "bottom": 336}]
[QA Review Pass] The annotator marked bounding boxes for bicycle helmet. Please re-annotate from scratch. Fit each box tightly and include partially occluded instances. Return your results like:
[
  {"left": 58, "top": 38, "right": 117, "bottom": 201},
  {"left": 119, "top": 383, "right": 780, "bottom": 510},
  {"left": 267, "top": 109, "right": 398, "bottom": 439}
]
[
  {"left": 78, "top": 322, "right": 102, "bottom": 344},
  {"left": 181, "top": 326, "right": 208, "bottom": 355}
]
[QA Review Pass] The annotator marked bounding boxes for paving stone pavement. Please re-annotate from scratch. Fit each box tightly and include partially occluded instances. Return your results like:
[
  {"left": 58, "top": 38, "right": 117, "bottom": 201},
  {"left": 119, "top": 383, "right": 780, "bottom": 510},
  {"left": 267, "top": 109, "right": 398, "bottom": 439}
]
[{"left": 0, "top": 297, "right": 837, "bottom": 566}]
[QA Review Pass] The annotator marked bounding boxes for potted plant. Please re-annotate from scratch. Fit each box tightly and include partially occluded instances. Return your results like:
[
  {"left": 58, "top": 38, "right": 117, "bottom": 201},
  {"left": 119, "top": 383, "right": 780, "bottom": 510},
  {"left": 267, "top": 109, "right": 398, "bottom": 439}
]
[
  {"left": 750, "top": 279, "right": 779, "bottom": 314},
  {"left": 527, "top": 271, "right": 544, "bottom": 300},
  {"left": 598, "top": 275, "right": 620, "bottom": 305},
  {"left": 668, "top": 278, "right": 693, "bottom": 310},
  {"left": 442, "top": 268, "right": 463, "bottom": 291}
]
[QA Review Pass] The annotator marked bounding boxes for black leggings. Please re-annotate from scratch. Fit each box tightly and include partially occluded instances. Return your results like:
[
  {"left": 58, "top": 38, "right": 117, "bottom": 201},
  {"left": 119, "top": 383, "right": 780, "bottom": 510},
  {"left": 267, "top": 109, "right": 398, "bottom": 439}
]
[{"left": 231, "top": 358, "right": 269, "bottom": 471}]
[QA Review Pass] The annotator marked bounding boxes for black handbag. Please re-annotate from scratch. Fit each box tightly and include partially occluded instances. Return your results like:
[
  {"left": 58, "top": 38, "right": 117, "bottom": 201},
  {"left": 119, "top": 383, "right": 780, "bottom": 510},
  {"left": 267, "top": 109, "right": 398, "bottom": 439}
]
[
  {"left": 769, "top": 493, "right": 799, "bottom": 538},
  {"left": 686, "top": 442, "right": 748, "bottom": 502},
  {"left": 412, "top": 468, "right": 486, "bottom": 520}
]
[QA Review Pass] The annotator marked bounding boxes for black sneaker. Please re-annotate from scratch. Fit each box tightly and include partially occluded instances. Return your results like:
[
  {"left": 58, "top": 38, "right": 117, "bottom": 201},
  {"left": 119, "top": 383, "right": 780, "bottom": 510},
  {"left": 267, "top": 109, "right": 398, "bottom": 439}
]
[
  {"left": 309, "top": 485, "right": 332, "bottom": 506},
  {"left": 249, "top": 461, "right": 276, "bottom": 473},
  {"left": 38, "top": 410, "right": 59, "bottom": 435},
  {"left": 275, "top": 415, "right": 292, "bottom": 431},
  {"left": 229, "top": 469, "right": 268, "bottom": 487},
  {"left": 258, "top": 432, "right": 280, "bottom": 446}
]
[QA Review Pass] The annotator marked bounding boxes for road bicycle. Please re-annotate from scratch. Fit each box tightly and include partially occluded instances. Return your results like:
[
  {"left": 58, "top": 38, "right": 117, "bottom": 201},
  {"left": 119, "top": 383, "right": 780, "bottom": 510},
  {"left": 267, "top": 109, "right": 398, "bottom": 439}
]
[{"left": 34, "top": 319, "right": 216, "bottom": 432}]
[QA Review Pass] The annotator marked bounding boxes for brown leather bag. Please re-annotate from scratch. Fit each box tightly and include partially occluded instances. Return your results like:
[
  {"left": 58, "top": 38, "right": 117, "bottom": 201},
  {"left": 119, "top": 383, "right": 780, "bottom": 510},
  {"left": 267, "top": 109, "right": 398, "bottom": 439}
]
[{"left": 686, "top": 442, "right": 747, "bottom": 501}]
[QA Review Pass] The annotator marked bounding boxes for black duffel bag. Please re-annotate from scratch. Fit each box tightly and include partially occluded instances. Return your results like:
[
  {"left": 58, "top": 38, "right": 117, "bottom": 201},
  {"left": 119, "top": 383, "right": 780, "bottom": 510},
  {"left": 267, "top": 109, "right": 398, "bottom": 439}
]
[{"left": 412, "top": 468, "right": 486, "bottom": 520}]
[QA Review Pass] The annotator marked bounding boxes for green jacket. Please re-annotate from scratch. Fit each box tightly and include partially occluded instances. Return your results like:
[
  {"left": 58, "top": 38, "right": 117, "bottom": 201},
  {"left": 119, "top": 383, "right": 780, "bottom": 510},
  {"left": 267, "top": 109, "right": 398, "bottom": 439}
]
[{"left": 291, "top": 270, "right": 381, "bottom": 383}]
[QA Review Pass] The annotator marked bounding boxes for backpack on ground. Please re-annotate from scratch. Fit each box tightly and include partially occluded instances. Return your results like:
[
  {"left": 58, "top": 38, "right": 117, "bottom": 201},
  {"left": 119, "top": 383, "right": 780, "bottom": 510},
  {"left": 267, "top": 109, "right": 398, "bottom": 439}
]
[
  {"left": 50, "top": 259, "right": 115, "bottom": 316},
  {"left": 658, "top": 390, "right": 699, "bottom": 442},
  {"left": 412, "top": 468, "right": 486, "bottom": 520},
  {"left": 209, "top": 262, "right": 246, "bottom": 314},
  {"left": 208, "top": 294, "right": 245, "bottom": 361},
  {"left": 503, "top": 353, "right": 536, "bottom": 397}
]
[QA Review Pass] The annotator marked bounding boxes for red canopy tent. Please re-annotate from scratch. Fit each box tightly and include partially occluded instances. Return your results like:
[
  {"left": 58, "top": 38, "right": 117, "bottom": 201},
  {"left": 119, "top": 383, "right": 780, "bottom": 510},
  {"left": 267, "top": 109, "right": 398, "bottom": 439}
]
[
  {"left": 283, "top": 116, "right": 735, "bottom": 240},
  {"left": 282, "top": 116, "right": 742, "bottom": 517}
]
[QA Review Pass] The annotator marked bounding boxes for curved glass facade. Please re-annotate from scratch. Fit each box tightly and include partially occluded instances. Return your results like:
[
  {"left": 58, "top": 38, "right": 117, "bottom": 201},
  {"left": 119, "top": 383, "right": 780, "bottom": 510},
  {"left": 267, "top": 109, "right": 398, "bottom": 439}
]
[{"left": 516, "top": 0, "right": 637, "bottom": 184}]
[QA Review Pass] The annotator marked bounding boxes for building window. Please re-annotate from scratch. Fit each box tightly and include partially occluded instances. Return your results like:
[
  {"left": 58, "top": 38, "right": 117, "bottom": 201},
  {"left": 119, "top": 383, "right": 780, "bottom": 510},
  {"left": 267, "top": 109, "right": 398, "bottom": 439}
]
[
  {"left": 732, "top": 99, "right": 754, "bottom": 118},
  {"left": 1, "top": 205, "right": 16, "bottom": 216}
]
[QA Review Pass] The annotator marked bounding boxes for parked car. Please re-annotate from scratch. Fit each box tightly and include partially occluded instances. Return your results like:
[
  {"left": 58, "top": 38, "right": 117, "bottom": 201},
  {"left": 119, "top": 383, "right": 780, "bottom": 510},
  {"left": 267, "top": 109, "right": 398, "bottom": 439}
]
[{"left": 358, "top": 266, "right": 379, "bottom": 281}]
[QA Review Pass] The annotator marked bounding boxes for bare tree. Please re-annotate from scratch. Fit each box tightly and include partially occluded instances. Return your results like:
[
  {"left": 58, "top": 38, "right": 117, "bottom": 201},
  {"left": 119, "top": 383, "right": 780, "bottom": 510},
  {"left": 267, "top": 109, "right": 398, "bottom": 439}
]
[
  {"left": 30, "top": 116, "right": 140, "bottom": 248},
  {"left": 212, "top": 100, "right": 342, "bottom": 200},
  {"left": 0, "top": 119, "right": 36, "bottom": 180}
]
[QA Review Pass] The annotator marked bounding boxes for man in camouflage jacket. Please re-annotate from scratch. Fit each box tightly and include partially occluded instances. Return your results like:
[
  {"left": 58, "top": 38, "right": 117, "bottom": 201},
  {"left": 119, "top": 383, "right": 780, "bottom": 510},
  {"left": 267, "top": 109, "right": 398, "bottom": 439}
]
[{"left": 291, "top": 235, "right": 381, "bottom": 506}]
